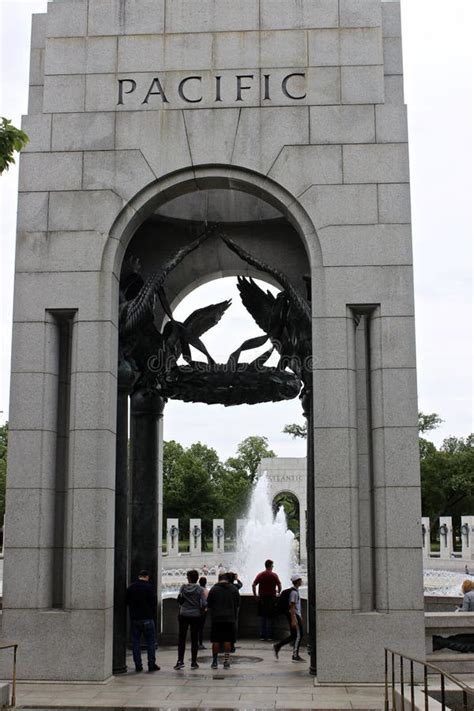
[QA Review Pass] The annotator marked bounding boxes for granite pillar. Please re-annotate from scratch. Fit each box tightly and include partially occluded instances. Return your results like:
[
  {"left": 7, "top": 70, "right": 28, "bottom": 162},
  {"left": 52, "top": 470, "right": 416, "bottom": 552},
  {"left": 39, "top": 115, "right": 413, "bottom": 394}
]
[
  {"left": 189, "top": 518, "right": 202, "bottom": 554},
  {"left": 112, "top": 361, "right": 135, "bottom": 674},
  {"left": 130, "top": 390, "right": 165, "bottom": 616},
  {"left": 461, "top": 517, "right": 474, "bottom": 561},
  {"left": 213, "top": 519, "right": 225, "bottom": 555},
  {"left": 439, "top": 516, "right": 453, "bottom": 560},
  {"left": 303, "top": 390, "right": 317, "bottom": 675},
  {"left": 167, "top": 518, "right": 179, "bottom": 555}
]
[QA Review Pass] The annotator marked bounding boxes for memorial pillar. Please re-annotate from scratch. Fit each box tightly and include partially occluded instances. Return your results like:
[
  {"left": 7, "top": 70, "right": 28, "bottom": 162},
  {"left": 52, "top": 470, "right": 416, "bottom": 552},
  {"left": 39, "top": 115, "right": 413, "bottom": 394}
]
[
  {"left": 439, "top": 516, "right": 453, "bottom": 559},
  {"left": 236, "top": 518, "right": 246, "bottom": 543},
  {"left": 130, "top": 390, "right": 165, "bottom": 613},
  {"left": 113, "top": 360, "right": 135, "bottom": 674},
  {"left": 421, "top": 517, "right": 431, "bottom": 559},
  {"left": 213, "top": 519, "right": 225, "bottom": 555},
  {"left": 167, "top": 518, "right": 179, "bottom": 555},
  {"left": 461, "top": 517, "right": 474, "bottom": 562},
  {"left": 189, "top": 518, "right": 202, "bottom": 554}
]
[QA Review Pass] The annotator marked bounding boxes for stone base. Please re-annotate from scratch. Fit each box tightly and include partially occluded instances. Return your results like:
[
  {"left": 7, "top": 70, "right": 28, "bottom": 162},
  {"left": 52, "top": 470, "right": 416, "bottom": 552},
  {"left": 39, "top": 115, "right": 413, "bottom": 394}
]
[{"left": 0, "top": 608, "right": 113, "bottom": 681}]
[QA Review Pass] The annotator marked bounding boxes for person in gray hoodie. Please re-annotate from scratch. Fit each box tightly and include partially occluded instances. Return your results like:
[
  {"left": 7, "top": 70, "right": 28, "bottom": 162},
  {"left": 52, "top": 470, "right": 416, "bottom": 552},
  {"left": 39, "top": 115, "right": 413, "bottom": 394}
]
[{"left": 174, "top": 569, "right": 206, "bottom": 669}]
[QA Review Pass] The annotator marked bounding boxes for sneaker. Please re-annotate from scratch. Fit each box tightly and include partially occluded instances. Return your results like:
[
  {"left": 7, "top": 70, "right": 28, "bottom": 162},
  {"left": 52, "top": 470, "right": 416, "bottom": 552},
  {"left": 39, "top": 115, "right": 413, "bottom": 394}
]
[
  {"left": 191, "top": 661, "right": 199, "bottom": 669},
  {"left": 223, "top": 660, "right": 230, "bottom": 669},
  {"left": 198, "top": 644, "right": 206, "bottom": 650},
  {"left": 273, "top": 644, "right": 279, "bottom": 660},
  {"left": 292, "top": 655, "right": 305, "bottom": 662},
  {"left": 148, "top": 663, "right": 160, "bottom": 672},
  {"left": 135, "top": 665, "right": 143, "bottom": 672},
  {"left": 259, "top": 637, "right": 266, "bottom": 641},
  {"left": 173, "top": 661, "right": 185, "bottom": 670},
  {"left": 211, "top": 659, "right": 218, "bottom": 669}
]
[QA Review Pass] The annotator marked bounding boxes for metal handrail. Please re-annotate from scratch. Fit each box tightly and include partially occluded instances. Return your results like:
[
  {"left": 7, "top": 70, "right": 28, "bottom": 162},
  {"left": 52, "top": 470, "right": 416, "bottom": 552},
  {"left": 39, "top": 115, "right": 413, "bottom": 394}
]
[
  {"left": 0, "top": 643, "right": 18, "bottom": 707},
  {"left": 385, "top": 647, "right": 474, "bottom": 711}
]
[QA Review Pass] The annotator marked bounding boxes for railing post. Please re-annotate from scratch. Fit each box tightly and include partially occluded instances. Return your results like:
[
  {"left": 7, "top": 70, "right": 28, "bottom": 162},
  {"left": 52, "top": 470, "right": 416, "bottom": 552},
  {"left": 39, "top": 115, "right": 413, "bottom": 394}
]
[
  {"left": 400, "top": 655, "right": 405, "bottom": 711},
  {"left": 391, "top": 652, "right": 396, "bottom": 711},
  {"left": 424, "top": 665, "right": 429, "bottom": 711},
  {"left": 440, "top": 673, "right": 446, "bottom": 711},
  {"left": 462, "top": 689, "right": 468, "bottom": 711},
  {"left": 12, "top": 644, "right": 17, "bottom": 707},
  {"left": 410, "top": 659, "right": 415, "bottom": 710},
  {"left": 384, "top": 649, "right": 389, "bottom": 711}
]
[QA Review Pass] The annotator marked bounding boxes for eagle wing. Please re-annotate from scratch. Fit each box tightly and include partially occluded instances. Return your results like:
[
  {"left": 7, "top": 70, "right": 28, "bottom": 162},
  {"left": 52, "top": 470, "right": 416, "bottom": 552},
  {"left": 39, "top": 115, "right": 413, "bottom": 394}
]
[
  {"left": 236, "top": 276, "right": 277, "bottom": 335},
  {"left": 183, "top": 299, "right": 231, "bottom": 339}
]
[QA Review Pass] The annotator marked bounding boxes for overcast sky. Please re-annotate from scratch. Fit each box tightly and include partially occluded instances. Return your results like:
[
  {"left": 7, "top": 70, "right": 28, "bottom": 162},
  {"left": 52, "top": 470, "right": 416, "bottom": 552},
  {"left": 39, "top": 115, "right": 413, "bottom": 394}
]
[{"left": 0, "top": 0, "right": 472, "bottom": 460}]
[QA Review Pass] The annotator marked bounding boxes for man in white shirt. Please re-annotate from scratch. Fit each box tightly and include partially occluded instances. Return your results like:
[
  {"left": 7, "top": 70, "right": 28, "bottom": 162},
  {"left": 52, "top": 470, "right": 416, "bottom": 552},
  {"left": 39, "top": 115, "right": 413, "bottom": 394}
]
[{"left": 273, "top": 574, "right": 304, "bottom": 662}]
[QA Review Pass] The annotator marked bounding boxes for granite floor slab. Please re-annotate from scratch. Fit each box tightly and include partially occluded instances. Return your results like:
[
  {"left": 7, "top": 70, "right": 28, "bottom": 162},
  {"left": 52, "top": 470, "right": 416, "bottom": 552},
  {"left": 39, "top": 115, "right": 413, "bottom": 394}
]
[{"left": 11, "top": 642, "right": 387, "bottom": 709}]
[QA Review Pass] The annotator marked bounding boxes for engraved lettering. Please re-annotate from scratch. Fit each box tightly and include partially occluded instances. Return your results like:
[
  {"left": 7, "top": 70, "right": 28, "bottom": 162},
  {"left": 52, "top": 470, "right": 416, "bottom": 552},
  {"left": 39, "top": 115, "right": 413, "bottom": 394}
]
[
  {"left": 142, "top": 77, "right": 169, "bottom": 104},
  {"left": 282, "top": 72, "right": 306, "bottom": 100},
  {"left": 117, "top": 78, "right": 136, "bottom": 105},
  {"left": 263, "top": 74, "right": 271, "bottom": 101},
  {"left": 178, "top": 75, "right": 203, "bottom": 103},
  {"left": 215, "top": 75, "right": 222, "bottom": 102},
  {"left": 236, "top": 74, "right": 254, "bottom": 101}
]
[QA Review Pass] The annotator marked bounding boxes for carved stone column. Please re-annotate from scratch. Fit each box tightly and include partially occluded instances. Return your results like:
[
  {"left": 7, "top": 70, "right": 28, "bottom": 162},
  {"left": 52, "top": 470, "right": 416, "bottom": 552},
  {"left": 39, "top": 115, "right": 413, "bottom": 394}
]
[
  {"left": 130, "top": 389, "right": 165, "bottom": 628},
  {"left": 113, "top": 360, "right": 135, "bottom": 674}
]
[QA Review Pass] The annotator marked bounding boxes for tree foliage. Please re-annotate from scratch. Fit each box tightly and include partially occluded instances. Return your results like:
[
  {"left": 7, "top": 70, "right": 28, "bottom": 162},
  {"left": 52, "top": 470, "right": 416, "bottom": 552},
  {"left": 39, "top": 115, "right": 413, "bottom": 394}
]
[
  {"left": 0, "top": 118, "right": 29, "bottom": 175},
  {"left": 421, "top": 433, "right": 474, "bottom": 523},
  {"left": 282, "top": 422, "right": 307, "bottom": 439},
  {"left": 225, "top": 435, "right": 276, "bottom": 482},
  {"left": 163, "top": 435, "right": 276, "bottom": 545}
]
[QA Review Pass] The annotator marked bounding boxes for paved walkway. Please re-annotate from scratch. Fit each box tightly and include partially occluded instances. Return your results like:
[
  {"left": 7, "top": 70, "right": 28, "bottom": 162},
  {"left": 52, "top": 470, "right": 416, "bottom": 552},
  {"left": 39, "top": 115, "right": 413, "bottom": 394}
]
[{"left": 15, "top": 641, "right": 385, "bottom": 709}]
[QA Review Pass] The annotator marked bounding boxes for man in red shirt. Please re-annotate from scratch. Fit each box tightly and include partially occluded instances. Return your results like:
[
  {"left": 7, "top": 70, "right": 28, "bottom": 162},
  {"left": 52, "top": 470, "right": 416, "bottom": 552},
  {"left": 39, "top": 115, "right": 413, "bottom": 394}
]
[{"left": 252, "top": 559, "right": 282, "bottom": 640}]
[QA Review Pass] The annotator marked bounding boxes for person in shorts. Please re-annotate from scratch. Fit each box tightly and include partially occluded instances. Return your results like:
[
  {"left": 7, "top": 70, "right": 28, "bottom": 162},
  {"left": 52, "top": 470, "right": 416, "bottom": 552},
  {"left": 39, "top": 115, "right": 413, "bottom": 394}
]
[{"left": 206, "top": 573, "right": 240, "bottom": 669}]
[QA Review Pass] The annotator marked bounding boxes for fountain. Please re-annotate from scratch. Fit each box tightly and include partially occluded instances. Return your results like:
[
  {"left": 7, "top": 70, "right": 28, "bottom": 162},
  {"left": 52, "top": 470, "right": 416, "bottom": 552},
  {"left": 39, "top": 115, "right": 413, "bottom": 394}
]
[{"left": 233, "top": 472, "right": 297, "bottom": 593}]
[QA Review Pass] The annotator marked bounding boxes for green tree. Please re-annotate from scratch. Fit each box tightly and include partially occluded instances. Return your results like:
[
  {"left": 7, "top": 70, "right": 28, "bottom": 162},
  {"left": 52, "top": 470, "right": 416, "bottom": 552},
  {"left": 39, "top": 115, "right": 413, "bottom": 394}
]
[
  {"left": 421, "top": 434, "right": 474, "bottom": 524},
  {"left": 163, "top": 440, "right": 222, "bottom": 540},
  {"left": 0, "top": 118, "right": 29, "bottom": 175},
  {"left": 283, "top": 422, "right": 307, "bottom": 439},
  {"left": 225, "top": 435, "right": 276, "bottom": 482},
  {"left": 0, "top": 423, "right": 8, "bottom": 523}
]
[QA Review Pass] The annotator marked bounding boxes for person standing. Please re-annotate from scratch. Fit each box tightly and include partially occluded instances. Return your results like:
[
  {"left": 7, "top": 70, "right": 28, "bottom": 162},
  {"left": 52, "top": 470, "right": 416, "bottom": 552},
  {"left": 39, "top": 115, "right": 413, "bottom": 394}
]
[
  {"left": 207, "top": 573, "right": 240, "bottom": 669},
  {"left": 459, "top": 579, "right": 474, "bottom": 611},
  {"left": 252, "top": 559, "right": 282, "bottom": 640},
  {"left": 227, "top": 571, "right": 243, "bottom": 652},
  {"left": 273, "top": 574, "right": 305, "bottom": 662},
  {"left": 198, "top": 576, "right": 209, "bottom": 649},
  {"left": 126, "top": 570, "right": 160, "bottom": 673},
  {"left": 174, "top": 569, "right": 206, "bottom": 670}
]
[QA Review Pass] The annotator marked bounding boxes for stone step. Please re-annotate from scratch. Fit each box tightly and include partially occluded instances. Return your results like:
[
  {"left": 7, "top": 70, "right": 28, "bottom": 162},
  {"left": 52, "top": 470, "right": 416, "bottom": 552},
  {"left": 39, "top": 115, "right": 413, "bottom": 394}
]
[{"left": 427, "top": 652, "right": 474, "bottom": 675}]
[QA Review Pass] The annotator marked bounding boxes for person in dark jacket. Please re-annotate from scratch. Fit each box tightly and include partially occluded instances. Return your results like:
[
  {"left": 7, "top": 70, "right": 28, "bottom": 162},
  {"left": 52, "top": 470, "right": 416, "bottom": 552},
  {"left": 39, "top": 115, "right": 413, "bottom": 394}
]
[
  {"left": 207, "top": 573, "right": 240, "bottom": 669},
  {"left": 126, "top": 570, "right": 160, "bottom": 672},
  {"left": 174, "top": 569, "right": 207, "bottom": 670}
]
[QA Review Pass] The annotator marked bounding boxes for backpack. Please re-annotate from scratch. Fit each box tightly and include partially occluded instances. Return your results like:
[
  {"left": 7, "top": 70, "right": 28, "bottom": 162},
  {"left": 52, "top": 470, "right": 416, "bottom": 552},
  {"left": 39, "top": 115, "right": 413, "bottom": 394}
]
[{"left": 276, "top": 587, "right": 293, "bottom": 615}]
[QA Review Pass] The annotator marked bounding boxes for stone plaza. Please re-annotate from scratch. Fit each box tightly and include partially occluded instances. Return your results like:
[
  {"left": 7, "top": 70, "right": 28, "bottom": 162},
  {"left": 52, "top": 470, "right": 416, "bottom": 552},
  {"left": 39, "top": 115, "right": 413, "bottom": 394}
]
[{"left": 2, "top": 0, "right": 435, "bottom": 692}]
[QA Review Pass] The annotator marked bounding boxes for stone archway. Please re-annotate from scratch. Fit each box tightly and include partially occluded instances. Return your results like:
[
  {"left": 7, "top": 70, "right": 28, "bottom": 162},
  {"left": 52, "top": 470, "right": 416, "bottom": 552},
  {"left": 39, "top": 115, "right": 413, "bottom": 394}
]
[{"left": 112, "top": 169, "right": 316, "bottom": 672}]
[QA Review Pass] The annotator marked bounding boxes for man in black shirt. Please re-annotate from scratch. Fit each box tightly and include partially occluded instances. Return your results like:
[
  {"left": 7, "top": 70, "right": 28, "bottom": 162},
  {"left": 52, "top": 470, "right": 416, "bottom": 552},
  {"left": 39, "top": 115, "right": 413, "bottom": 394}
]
[
  {"left": 126, "top": 570, "right": 160, "bottom": 672},
  {"left": 207, "top": 573, "right": 240, "bottom": 669}
]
